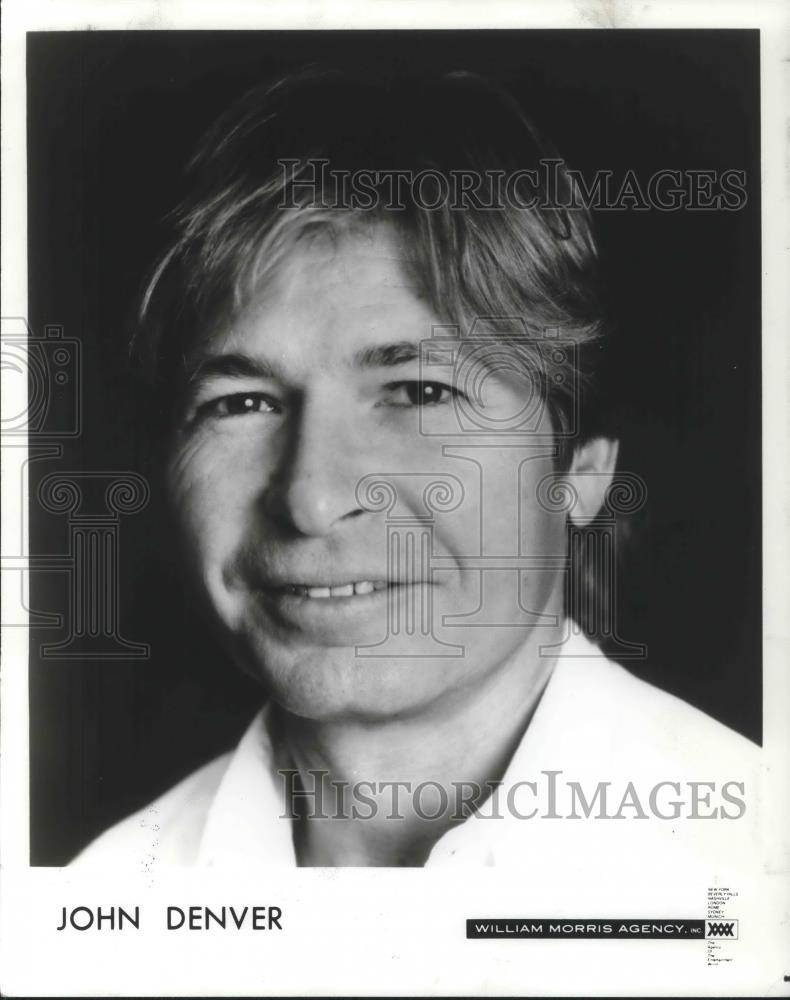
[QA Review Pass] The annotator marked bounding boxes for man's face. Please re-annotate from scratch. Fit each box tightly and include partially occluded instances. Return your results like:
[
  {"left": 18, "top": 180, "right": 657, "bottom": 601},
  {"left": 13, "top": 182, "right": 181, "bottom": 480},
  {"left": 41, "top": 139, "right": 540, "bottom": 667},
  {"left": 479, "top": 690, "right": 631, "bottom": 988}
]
[{"left": 167, "top": 226, "right": 569, "bottom": 722}]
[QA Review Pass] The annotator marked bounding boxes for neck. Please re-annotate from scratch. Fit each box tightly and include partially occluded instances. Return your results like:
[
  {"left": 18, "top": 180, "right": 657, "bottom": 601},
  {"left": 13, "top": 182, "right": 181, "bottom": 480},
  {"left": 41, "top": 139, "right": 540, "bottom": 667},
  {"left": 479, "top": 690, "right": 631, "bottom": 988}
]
[{"left": 271, "top": 623, "right": 562, "bottom": 866}]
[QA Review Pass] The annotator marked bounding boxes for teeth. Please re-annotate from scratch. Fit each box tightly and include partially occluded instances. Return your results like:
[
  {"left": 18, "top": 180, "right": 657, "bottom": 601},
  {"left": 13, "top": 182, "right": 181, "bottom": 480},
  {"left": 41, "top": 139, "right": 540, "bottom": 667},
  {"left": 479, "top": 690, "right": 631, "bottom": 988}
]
[{"left": 295, "top": 580, "right": 382, "bottom": 599}]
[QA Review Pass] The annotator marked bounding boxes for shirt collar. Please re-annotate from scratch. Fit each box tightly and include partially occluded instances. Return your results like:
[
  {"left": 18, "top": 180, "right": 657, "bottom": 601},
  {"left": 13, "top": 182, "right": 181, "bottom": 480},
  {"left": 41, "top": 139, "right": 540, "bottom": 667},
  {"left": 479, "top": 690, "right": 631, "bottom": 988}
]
[{"left": 197, "top": 703, "right": 296, "bottom": 867}]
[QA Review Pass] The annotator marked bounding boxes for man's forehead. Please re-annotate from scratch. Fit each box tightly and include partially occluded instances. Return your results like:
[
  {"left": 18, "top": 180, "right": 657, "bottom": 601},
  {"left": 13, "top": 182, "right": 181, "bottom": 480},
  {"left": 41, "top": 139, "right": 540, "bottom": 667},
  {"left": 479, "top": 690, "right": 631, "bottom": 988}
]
[
  {"left": 267, "top": 226, "right": 423, "bottom": 296},
  {"left": 198, "top": 232, "right": 437, "bottom": 366}
]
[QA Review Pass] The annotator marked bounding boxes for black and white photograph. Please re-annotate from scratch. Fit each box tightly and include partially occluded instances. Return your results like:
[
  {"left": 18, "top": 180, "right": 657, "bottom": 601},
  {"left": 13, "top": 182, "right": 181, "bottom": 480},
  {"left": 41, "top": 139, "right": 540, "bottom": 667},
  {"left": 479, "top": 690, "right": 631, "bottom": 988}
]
[{"left": 1, "top": 2, "right": 788, "bottom": 996}]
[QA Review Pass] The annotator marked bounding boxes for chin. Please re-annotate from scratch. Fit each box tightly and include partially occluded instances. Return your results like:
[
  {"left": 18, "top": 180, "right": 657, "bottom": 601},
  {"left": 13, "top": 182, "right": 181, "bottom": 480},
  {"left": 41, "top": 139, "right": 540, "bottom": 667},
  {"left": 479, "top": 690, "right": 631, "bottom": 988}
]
[{"left": 245, "top": 639, "right": 466, "bottom": 724}]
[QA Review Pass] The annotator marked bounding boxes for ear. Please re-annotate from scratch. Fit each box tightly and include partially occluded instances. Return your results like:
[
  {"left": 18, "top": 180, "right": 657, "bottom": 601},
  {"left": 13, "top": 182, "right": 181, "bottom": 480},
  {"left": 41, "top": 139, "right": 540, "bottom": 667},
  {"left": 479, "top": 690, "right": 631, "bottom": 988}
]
[{"left": 567, "top": 438, "right": 620, "bottom": 527}]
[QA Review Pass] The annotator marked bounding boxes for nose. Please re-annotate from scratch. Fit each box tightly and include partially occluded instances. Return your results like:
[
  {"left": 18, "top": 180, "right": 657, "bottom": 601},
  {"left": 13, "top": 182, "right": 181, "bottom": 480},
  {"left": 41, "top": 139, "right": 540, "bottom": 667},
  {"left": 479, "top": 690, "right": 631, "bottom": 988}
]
[{"left": 263, "top": 393, "right": 364, "bottom": 537}]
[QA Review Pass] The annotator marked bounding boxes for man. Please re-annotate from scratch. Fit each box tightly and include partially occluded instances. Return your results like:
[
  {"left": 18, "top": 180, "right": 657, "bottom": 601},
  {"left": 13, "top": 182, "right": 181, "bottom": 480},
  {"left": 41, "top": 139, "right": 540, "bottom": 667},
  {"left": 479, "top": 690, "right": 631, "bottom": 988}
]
[{"left": 75, "top": 68, "right": 758, "bottom": 869}]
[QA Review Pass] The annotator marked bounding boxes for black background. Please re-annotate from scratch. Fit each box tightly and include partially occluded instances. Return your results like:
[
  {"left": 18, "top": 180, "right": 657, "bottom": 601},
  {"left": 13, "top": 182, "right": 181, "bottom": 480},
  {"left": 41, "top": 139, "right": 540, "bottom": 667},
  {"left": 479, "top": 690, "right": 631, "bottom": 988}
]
[{"left": 27, "top": 30, "right": 762, "bottom": 865}]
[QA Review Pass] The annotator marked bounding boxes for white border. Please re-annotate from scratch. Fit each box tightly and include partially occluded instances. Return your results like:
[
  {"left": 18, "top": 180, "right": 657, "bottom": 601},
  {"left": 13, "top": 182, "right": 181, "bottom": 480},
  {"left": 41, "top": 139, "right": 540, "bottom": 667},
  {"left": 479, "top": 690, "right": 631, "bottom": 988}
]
[{"left": 2, "top": 1, "right": 788, "bottom": 995}]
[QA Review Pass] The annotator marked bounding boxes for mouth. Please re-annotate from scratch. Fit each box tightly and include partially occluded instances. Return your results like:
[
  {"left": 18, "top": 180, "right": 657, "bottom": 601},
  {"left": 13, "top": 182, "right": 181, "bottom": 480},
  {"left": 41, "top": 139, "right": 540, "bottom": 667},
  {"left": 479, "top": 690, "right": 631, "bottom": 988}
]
[
  {"left": 249, "top": 576, "right": 431, "bottom": 644},
  {"left": 247, "top": 570, "right": 434, "bottom": 647},
  {"left": 274, "top": 580, "right": 392, "bottom": 599}
]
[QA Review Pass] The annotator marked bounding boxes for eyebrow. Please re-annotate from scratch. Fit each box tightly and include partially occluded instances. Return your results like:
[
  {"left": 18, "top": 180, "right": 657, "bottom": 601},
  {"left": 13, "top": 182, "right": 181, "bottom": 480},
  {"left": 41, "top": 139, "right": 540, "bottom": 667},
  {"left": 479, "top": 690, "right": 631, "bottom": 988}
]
[
  {"left": 185, "top": 340, "right": 426, "bottom": 388},
  {"left": 351, "top": 341, "right": 421, "bottom": 369},
  {"left": 185, "top": 353, "right": 282, "bottom": 388}
]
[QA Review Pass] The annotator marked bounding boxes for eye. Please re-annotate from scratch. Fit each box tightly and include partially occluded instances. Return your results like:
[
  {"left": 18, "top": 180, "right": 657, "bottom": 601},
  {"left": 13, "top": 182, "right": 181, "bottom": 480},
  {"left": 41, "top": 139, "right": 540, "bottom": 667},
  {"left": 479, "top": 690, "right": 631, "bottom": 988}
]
[
  {"left": 385, "top": 381, "right": 458, "bottom": 407},
  {"left": 196, "top": 392, "right": 281, "bottom": 419}
]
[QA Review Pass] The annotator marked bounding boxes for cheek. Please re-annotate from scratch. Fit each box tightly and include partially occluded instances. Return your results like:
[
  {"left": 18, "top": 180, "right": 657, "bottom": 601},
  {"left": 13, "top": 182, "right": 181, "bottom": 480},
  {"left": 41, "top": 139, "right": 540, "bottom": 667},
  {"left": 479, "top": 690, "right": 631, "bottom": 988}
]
[
  {"left": 520, "top": 454, "right": 568, "bottom": 554},
  {"left": 167, "top": 432, "right": 265, "bottom": 560},
  {"left": 432, "top": 452, "right": 565, "bottom": 555},
  {"left": 521, "top": 498, "right": 568, "bottom": 557}
]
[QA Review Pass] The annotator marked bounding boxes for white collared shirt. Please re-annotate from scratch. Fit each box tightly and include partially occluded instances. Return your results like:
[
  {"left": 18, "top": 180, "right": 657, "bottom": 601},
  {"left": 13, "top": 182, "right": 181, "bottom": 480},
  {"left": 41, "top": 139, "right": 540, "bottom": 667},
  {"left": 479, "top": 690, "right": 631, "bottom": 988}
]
[{"left": 74, "top": 631, "right": 761, "bottom": 874}]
